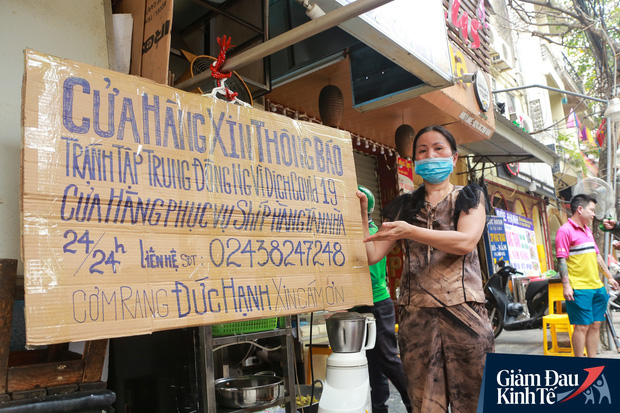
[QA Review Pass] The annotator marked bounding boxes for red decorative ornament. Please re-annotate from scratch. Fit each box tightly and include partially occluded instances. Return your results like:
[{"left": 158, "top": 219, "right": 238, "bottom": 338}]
[{"left": 210, "top": 35, "right": 239, "bottom": 102}]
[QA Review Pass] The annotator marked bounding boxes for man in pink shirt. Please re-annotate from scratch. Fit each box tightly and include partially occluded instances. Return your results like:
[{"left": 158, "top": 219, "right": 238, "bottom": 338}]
[{"left": 556, "top": 194, "right": 619, "bottom": 357}]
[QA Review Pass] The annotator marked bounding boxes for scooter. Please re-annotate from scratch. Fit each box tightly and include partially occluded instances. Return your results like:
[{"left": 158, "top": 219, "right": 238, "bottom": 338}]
[{"left": 484, "top": 260, "right": 552, "bottom": 338}]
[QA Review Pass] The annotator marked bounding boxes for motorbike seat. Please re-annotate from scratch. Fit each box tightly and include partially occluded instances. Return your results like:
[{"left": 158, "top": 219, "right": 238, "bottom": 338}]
[{"left": 525, "top": 279, "right": 548, "bottom": 302}]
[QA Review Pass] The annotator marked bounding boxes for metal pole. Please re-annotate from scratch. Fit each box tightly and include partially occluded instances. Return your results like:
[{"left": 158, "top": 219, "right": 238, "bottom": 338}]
[
  {"left": 175, "top": 0, "right": 394, "bottom": 91},
  {"left": 492, "top": 84, "right": 608, "bottom": 103},
  {"left": 604, "top": 116, "right": 613, "bottom": 261},
  {"left": 604, "top": 115, "right": 615, "bottom": 349}
]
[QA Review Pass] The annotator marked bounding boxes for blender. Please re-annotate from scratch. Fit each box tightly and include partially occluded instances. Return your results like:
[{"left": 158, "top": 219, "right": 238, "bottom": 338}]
[{"left": 318, "top": 312, "right": 376, "bottom": 413}]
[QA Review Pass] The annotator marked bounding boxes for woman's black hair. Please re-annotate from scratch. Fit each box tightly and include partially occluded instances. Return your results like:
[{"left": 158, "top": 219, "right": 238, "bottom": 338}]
[{"left": 412, "top": 124, "right": 458, "bottom": 155}]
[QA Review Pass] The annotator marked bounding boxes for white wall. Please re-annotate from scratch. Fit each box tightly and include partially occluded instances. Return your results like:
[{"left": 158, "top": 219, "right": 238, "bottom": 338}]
[{"left": 0, "top": 0, "right": 111, "bottom": 273}]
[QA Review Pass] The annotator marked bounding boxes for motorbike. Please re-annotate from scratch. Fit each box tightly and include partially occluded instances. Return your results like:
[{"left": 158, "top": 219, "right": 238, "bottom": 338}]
[{"left": 484, "top": 260, "right": 553, "bottom": 338}]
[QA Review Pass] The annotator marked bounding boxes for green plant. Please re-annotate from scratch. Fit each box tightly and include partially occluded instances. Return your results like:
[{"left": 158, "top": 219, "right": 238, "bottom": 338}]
[{"left": 555, "top": 131, "right": 600, "bottom": 174}]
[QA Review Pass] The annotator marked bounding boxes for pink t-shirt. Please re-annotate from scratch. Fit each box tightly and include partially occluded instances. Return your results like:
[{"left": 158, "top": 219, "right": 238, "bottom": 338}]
[{"left": 555, "top": 218, "right": 603, "bottom": 289}]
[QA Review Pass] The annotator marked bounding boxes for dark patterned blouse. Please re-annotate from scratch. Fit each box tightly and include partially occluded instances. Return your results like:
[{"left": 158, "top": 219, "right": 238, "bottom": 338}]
[{"left": 382, "top": 184, "right": 486, "bottom": 308}]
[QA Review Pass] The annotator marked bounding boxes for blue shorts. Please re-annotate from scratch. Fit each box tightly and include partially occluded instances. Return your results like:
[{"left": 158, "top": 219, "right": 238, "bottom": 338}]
[{"left": 566, "top": 287, "right": 609, "bottom": 325}]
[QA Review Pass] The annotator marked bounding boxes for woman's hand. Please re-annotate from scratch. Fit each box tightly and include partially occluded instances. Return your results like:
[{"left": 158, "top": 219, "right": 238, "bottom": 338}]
[
  {"left": 364, "top": 221, "right": 412, "bottom": 243},
  {"left": 356, "top": 192, "right": 398, "bottom": 264},
  {"left": 357, "top": 190, "right": 368, "bottom": 217}
]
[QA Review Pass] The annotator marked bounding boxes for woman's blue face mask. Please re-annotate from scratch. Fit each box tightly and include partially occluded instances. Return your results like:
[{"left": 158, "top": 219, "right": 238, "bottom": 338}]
[{"left": 414, "top": 156, "right": 454, "bottom": 184}]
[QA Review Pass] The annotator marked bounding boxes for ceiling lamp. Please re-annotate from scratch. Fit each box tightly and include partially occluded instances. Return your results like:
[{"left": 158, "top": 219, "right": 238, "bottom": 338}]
[
  {"left": 318, "top": 85, "right": 344, "bottom": 128},
  {"left": 394, "top": 124, "right": 415, "bottom": 158}
]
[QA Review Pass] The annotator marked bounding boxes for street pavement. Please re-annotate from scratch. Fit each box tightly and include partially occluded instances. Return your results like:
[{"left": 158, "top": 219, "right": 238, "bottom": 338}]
[
  {"left": 385, "top": 311, "right": 620, "bottom": 412},
  {"left": 493, "top": 311, "right": 620, "bottom": 358}
]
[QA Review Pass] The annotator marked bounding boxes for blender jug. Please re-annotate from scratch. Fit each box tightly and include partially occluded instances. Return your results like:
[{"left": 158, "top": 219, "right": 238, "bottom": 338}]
[{"left": 326, "top": 312, "right": 376, "bottom": 353}]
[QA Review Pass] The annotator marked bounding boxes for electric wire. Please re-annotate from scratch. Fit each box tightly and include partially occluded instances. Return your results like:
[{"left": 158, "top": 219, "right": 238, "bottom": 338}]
[
  {"left": 309, "top": 312, "right": 316, "bottom": 408},
  {"left": 212, "top": 340, "right": 282, "bottom": 352}
]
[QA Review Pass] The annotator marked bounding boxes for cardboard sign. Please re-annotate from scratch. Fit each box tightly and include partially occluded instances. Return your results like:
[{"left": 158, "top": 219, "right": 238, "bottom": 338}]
[{"left": 22, "top": 50, "right": 371, "bottom": 345}]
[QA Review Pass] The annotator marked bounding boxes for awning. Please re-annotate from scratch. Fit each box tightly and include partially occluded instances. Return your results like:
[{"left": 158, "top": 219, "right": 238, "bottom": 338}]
[{"left": 458, "top": 111, "right": 560, "bottom": 167}]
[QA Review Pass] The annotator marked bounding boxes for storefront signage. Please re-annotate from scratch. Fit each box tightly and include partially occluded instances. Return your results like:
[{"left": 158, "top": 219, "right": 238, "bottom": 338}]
[
  {"left": 495, "top": 209, "right": 541, "bottom": 277},
  {"left": 449, "top": 45, "right": 490, "bottom": 114},
  {"left": 474, "top": 69, "right": 490, "bottom": 111},
  {"left": 315, "top": 0, "right": 452, "bottom": 86},
  {"left": 439, "top": 42, "right": 495, "bottom": 141},
  {"left": 459, "top": 111, "right": 493, "bottom": 137},
  {"left": 397, "top": 156, "right": 414, "bottom": 193},
  {"left": 446, "top": 0, "right": 487, "bottom": 50},
  {"left": 21, "top": 50, "right": 371, "bottom": 345},
  {"left": 483, "top": 216, "right": 510, "bottom": 275},
  {"left": 498, "top": 162, "right": 556, "bottom": 198}
]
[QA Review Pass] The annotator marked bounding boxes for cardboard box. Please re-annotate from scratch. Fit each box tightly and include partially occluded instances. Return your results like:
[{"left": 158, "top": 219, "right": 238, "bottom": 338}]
[
  {"left": 140, "top": 0, "right": 173, "bottom": 84},
  {"left": 113, "top": 13, "right": 134, "bottom": 74},
  {"left": 114, "top": 0, "right": 173, "bottom": 84},
  {"left": 21, "top": 49, "right": 372, "bottom": 345}
]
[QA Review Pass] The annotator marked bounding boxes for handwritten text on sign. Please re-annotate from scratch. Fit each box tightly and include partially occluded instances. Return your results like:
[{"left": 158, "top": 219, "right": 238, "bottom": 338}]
[{"left": 22, "top": 50, "right": 370, "bottom": 345}]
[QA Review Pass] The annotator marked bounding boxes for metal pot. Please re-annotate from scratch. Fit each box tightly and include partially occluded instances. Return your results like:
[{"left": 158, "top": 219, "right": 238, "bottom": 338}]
[
  {"left": 297, "top": 380, "right": 323, "bottom": 413},
  {"left": 214, "top": 373, "right": 283, "bottom": 408}
]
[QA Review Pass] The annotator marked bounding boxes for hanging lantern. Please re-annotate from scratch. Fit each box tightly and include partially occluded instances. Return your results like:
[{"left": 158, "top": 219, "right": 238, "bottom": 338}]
[
  {"left": 394, "top": 124, "right": 415, "bottom": 158},
  {"left": 318, "top": 85, "right": 344, "bottom": 128}
]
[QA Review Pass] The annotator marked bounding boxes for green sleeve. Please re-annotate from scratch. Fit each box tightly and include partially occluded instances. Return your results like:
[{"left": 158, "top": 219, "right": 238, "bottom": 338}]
[{"left": 368, "top": 222, "right": 391, "bottom": 303}]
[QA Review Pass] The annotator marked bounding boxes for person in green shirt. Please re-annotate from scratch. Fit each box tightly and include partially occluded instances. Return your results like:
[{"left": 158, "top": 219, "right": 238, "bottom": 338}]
[{"left": 356, "top": 186, "right": 411, "bottom": 413}]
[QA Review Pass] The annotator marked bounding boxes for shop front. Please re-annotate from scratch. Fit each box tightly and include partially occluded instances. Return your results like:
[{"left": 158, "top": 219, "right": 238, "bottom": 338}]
[
  {"left": 5, "top": 1, "right": 499, "bottom": 411},
  {"left": 265, "top": 0, "right": 497, "bottom": 298}
]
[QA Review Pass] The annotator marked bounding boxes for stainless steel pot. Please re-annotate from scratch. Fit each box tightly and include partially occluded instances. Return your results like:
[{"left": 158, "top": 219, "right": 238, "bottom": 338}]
[
  {"left": 297, "top": 380, "right": 323, "bottom": 413},
  {"left": 214, "top": 374, "right": 283, "bottom": 408}
]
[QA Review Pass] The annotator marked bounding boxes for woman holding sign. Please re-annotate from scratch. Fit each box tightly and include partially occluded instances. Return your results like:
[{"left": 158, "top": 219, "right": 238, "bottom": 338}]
[{"left": 358, "top": 125, "right": 494, "bottom": 413}]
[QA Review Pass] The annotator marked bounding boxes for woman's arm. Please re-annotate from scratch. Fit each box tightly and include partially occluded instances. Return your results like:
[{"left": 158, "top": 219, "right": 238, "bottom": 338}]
[
  {"left": 365, "top": 202, "right": 486, "bottom": 256},
  {"left": 357, "top": 191, "right": 396, "bottom": 265}
]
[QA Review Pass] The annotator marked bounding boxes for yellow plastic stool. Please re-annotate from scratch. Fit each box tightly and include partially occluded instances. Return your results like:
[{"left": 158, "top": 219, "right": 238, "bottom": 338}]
[
  {"left": 542, "top": 280, "right": 578, "bottom": 356},
  {"left": 542, "top": 314, "right": 575, "bottom": 356}
]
